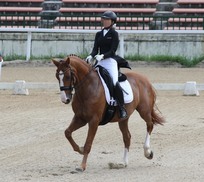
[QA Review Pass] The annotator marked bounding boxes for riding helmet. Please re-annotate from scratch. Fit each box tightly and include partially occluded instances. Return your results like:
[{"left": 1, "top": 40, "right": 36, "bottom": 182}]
[{"left": 101, "top": 11, "right": 117, "bottom": 23}]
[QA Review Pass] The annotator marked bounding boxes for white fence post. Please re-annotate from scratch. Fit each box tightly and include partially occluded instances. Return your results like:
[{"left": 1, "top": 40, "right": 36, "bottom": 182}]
[
  {"left": 26, "top": 31, "right": 32, "bottom": 61},
  {"left": 0, "top": 59, "right": 3, "bottom": 80},
  {"left": 119, "top": 34, "right": 124, "bottom": 58}
]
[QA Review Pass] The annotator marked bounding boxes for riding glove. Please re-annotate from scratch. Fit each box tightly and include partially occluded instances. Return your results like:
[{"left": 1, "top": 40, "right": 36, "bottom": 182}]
[
  {"left": 95, "top": 54, "right": 104, "bottom": 62},
  {"left": 85, "top": 55, "right": 93, "bottom": 63}
]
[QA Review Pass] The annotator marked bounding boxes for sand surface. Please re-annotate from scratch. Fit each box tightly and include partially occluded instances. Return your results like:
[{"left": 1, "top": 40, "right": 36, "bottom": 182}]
[{"left": 0, "top": 61, "right": 204, "bottom": 182}]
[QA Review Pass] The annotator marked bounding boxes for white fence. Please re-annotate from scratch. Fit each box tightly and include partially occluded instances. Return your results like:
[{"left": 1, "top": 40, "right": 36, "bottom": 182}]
[{"left": 1, "top": 28, "right": 204, "bottom": 60}]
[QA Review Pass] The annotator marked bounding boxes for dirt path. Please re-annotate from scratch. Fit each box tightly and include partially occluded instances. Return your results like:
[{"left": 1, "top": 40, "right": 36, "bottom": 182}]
[{"left": 0, "top": 62, "right": 204, "bottom": 182}]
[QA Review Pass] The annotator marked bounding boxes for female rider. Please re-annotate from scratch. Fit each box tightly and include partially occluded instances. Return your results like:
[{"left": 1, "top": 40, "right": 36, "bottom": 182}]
[{"left": 86, "top": 11, "right": 130, "bottom": 119}]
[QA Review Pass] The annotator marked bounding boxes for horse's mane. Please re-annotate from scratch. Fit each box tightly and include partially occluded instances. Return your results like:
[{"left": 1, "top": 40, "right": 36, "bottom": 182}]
[
  {"left": 68, "top": 54, "right": 82, "bottom": 60},
  {"left": 68, "top": 54, "right": 90, "bottom": 67}
]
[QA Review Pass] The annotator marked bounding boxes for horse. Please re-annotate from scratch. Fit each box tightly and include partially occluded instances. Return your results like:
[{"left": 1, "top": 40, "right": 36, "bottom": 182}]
[{"left": 52, "top": 55, "right": 165, "bottom": 171}]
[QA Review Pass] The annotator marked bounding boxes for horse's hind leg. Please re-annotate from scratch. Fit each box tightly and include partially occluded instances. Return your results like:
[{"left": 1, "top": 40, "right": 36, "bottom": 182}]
[
  {"left": 138, "top": 109, "right": 154, "bottom": 160},
  {"left": 144, "top": 123, "right": 153, "bottom": 160},
  {"left": 118, "top": 119, "right": 131, "bottom": 166}
]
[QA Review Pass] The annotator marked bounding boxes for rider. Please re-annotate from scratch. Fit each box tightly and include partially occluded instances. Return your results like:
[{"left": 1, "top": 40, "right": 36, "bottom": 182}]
[{"left": 86, "top": 10, "right": 130, "bottom": 119}]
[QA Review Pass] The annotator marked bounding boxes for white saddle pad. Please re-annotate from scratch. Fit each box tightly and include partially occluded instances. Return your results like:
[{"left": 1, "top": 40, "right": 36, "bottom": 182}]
[{"left": 96, "top": 68, "right": 133, "bottom": 106}]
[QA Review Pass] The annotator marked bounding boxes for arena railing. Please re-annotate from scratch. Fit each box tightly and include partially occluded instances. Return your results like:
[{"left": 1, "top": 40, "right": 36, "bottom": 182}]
[{"left": 0, "top": 14, "right": 204, "bottom": 30}]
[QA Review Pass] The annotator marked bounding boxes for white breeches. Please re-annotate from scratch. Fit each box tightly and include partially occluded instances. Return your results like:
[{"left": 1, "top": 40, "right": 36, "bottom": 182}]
[{"left": 97, "top": 58, "right": 118, "bottom": 85}]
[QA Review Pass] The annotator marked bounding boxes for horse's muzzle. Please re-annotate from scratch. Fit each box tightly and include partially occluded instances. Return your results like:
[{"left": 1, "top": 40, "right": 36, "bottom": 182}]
[
  {"left": 63, "top": 98, "right": 71, "bottom": 104},
  {"left": 60, "top": 91, "right": 72, "bottom": 104}
]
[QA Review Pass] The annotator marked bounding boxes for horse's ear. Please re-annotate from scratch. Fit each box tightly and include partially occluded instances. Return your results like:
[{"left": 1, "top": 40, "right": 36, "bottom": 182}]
[
  {"left": 65, "top": 57, "right": 70, "bottom": 65},
  {"left": 52, "top": 59, "right": 59, "bottom": 67}
]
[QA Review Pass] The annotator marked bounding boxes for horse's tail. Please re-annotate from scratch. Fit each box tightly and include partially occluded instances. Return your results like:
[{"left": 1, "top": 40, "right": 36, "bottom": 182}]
[{"left": 152, "top": 88, "right": 165, "bottom": 125}]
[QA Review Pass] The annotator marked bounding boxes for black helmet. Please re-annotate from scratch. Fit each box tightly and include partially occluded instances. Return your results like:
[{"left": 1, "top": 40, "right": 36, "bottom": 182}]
[{"left": 101, "top": 11, "right": 117, "bottom": 23}]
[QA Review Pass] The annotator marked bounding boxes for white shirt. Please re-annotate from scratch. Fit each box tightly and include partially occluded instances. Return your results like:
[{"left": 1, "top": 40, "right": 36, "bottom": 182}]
[{"left": 103, "top": 29, "right": 109, "bottom": 36}]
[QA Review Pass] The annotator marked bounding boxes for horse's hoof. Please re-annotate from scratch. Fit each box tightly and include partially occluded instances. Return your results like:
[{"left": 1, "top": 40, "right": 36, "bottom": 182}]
[
  {"left": 79, "top": 147, "right": 84, "bottom": 154},
  {"left": 146, "top": 151, "right": 153, "bottom": 160},
  {"left": 108, "top": 162, "right": 127, "bottom": 169},
  {"left": 75, "top": 167, "right": 84, "bottom": 172}
]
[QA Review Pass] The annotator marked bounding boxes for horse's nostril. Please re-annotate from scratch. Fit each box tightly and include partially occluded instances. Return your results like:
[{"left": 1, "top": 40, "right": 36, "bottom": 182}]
[{"left": 66, "top": 99, "right": 70, "bottom": 104}]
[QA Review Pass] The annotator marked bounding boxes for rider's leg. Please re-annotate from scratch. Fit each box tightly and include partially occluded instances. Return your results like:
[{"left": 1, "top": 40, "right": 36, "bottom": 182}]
[
  {"left": 114, "top": 82, "right": 127, "bottom": 119},
  {"left": 98, "top": 58, "right": 127, "bottom": 119},
  {"left": 98, "top": 58, "right": 118, "bottom": 85}
]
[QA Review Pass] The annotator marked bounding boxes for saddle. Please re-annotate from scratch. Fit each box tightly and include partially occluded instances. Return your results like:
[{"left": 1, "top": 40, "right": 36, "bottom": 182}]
[{"left": 96, "top": 65, "right": 127, "bottom": 125}]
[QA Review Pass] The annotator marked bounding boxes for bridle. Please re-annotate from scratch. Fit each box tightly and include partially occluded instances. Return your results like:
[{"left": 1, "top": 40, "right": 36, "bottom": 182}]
[
  {"left": 56, "top": 62, "right": 94, "bottom": 96},
  {"left": 57, "top": 66, "right": 75, "bottom": 93}
]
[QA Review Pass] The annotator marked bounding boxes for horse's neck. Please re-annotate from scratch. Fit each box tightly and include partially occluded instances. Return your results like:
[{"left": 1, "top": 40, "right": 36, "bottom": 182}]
[
  {"left": 74, "top": 69, "right": 101, "bottom": 103},
  {"left": 71, "top": 59, "right": 103, "bottom": 104},
  {"left": 70, "top": 59, "right": 98, "bottom": 89},
  {"left": 72, "top": 60, "right": 90, "bottom": 81}
]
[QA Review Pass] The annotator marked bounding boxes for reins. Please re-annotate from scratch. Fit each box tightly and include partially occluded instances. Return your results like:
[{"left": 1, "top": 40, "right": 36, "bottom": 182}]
[{"left": 73, "top": 66, "right": 94, "bottom": 91}]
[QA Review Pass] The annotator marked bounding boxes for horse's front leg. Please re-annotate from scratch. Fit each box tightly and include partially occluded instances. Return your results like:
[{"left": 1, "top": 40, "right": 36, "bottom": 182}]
[
  {"left": 64, "top": 116, "right": 87, "bottom": 154},
  {"left": 65, "top": 115, "right": 99, "bottom": 171},
  {"left": 118, "top": 119, "right": 131, "bottom": 167},
  {"left": 76, "top": 120, "right": 99, "bottom": 171},
  {"left": 108, "top": 119, "right": 130, "bottom": 169}
]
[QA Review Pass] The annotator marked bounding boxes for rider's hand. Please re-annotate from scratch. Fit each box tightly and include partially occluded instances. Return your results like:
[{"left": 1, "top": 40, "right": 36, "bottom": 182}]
[
  {"left": 85, "top": 55, "right": 93, "bottom": 64},
  {"left": 95, "top": 54, "right": 104, "bottom": 62}
]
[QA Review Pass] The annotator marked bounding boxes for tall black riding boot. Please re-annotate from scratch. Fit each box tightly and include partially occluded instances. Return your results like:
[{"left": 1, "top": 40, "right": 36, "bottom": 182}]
[{"left": 114, "top": 82, "right": 128, "bottom": 119}]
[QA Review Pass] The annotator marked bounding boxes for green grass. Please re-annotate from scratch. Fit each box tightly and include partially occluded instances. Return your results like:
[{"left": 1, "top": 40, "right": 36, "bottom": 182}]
[
  {"left": 3, "top": 54, "right": 67, "bottom": 62},
  {"left": 3, "top": 53, "right": 204, "bottom": 67},
  {"left": 3, "top": 54, "right": 26, "bottom": 61},
  {"left": 125, "top": 54, "right": 204, "bottom": 67}
]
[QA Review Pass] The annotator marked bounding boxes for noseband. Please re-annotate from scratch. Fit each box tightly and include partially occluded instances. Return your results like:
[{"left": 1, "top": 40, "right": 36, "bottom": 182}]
[{"left": 60, "top": 85, "right": 73, "bottom": 91}]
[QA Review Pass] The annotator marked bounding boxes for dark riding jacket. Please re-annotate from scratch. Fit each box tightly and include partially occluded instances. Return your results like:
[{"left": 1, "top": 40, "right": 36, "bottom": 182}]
[{"left": 90, "top": 28, "right": 131, "bottom": 69}]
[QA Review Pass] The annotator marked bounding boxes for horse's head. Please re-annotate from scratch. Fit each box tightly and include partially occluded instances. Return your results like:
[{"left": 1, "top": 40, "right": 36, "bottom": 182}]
[{"left": 52, "top": 57, "right": 75, "bottom": 104}]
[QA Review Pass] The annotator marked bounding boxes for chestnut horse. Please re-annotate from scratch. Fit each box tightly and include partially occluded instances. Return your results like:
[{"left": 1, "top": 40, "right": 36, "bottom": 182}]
[{"left": 52, "top": 55, "right": 164, "bottom": 171}]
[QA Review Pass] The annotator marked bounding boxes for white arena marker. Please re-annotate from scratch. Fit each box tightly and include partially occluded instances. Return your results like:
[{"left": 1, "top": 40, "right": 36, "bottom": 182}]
[
  {"left": 183, "top": 81, "right": 199, "bottom": 96},
  {"left": 13, "top": 80, "right": 29, "bottom": 95}
]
